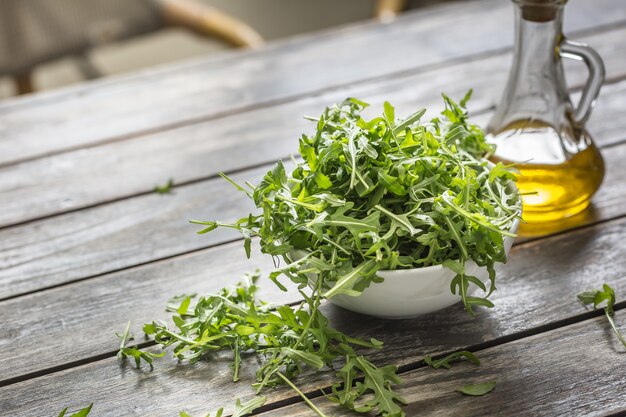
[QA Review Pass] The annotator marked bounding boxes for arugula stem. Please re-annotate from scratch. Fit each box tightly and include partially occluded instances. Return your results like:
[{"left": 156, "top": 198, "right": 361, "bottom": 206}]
[
  {"left": 605, "top": 309, "right": 626, "bottom": 349},
  {"left": 119, "top": 321, "right": 132, "bottom": 349},
  {"left": 293, "top": 283, "right": 322, "bottom": 350},
  {"left": 233, "top": 339, "right": 241, "bottom": 382},
  {"left": 275, "top": 372, "right": 329, "bottom": 417},
  {"left": 444, "top": 216, "right": 468, "bottom": 259},
  {"left": 255, "top": 352, "right": 286, "bottom": 394}
]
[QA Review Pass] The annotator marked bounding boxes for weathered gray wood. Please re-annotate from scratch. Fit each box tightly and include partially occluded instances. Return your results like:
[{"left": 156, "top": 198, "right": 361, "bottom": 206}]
[
  {"left": 585, "top": 78, "right": 626, "bottom": 149},
  {"left": 0, "top": 0, "right": 623, "bottom": 167},
  {"left": 1, "top": 215, "right": 625, "bottom": 416},
  {"left": 0, "top": 166, "right": 260, "bottom": 300},
  {"left": 2, "top": 74, "right": 626, "bottom": 300},
  {"left": 262, "top": 316, "right": 626, "bottom": 417},
  {"left": 1, "top": 27, "right": 625, "bottom": 229}
]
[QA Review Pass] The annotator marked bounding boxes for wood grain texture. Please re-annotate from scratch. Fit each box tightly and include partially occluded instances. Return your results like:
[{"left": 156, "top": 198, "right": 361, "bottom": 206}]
[
  {"left": 262, "top": 316, "right": 626, "bottom": 417},
  {"left": 2, "top": 73, "right": 626, "bottom": 299},
  {"left": 1, "top": 214, "right": 625, "bottom": 416},
  {"left": 0, "top": 166, "right": 261, "bottom": 300},
  {"left": 1, "top": 27, "right": 625, "bottom": 229},
  {"left": 0, "top": 0, "right": 624, "bottom": 166}
]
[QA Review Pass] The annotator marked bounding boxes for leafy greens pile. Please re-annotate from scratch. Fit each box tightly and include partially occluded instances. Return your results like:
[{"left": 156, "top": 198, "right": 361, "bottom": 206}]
[
  {"left": 117, "top": 93, "right": 520, "bottom": 417},
  {"left": 120, "top": 273, "right": 407, "bottom": 417},
  {"left": 194, "top": 92, "right": 521, "bottom": 312}
]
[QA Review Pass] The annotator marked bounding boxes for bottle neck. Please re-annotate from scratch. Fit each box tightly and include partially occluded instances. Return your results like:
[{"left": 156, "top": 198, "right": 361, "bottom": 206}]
[
  {"left": 488, "top": 2, "right": 568, "bottom": 134},
  {"left": 511, "top": 5, "right": 563, "bottom": 78}
]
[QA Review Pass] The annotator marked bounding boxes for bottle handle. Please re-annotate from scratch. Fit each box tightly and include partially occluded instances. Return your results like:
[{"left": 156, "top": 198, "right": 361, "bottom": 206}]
[{"left": 559, "top": 39, "right": 605, "bottom": 127}]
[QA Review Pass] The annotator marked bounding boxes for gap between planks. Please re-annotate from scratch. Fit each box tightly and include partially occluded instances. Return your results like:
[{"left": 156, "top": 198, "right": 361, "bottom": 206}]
[{"left": 0, "top": 18, "right": 625, "bottom": 171}]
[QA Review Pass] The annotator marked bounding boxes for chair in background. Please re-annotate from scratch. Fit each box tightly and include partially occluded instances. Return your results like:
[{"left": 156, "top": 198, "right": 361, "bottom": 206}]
[
  {"left": 375, "top": 0, "right": 470, "bottom": 22},
  {"left": 375, "top": 0, "right": 407, "bottom": 21},
  {"left": 0, "top": 0, "right": 264, "bottom": 95}
]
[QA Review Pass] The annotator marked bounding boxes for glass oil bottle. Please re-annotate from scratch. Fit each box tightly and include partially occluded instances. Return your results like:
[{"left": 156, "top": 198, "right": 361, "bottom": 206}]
[{"left": 487, "top": 0, "right": 605, "bottom": 225}]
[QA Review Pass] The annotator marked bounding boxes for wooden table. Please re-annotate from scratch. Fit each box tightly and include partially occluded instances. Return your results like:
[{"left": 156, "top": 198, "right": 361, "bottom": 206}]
[{"left": 1, "top": 0, "right": 626, "bottom": 415}]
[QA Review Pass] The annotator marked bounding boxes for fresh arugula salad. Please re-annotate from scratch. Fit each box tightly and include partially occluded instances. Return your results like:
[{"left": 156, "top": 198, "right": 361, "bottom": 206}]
[
  {"left": 194, "top": 91, "right": 521, "bottom": 312},
  {"left": 116, "top": 93, "right": 523, "bottom": 417}
]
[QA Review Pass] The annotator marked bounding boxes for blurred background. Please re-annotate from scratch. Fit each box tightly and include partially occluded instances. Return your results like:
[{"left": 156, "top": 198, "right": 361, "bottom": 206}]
[{"left": 0, "top": 0, "right": 458, "bottom": 100}]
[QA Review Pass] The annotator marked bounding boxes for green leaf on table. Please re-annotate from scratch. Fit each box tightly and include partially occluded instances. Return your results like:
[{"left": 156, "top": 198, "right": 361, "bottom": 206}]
[
  {"left": 232, "top": 396, "right": 267, "bottom": 417},
  {"left": 577, "top": 283, "right": 626, "bottom": 350},
  {"left": 330, "top": 356, "right": 407, "bottom": 416},
  {"left": 57, "top": 404, "right": 93, "bottom": 417},
  {"left": 179, "top": 408, "right": 223, "bottom": 417},
  {"left": 457, "top": 381, "right": 496, "bottom": 396},
  {"left": 179, "top": 396, "right": 266, "bottom": 417},
  {"left": 154, "top": 178, "right": 174, "bottom": 194},
  {"left": 424, "top": 350, "right": 480, "bottom": 369},
  {"left": 115, "top": 321, "right": 165, "bottom": 370}
]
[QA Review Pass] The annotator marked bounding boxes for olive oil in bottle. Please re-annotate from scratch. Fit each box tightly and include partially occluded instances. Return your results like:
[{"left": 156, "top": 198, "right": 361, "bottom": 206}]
[
  {"left": 489, "top": 121, "right": 604, "bottom": 223},
  {"left": 487, "top": 0, "right": 606, "bottom": 228}
]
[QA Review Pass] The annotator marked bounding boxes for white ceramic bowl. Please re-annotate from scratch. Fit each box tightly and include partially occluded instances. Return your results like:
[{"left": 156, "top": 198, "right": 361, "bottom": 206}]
[{"left": 291, "top": 218, "right": 519, "bottom": 319}]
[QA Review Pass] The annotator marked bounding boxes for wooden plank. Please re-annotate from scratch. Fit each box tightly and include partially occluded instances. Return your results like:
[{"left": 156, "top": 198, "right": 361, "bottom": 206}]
[
  {"left": 1, "top": 26, "right": 625, "bottom": 229},
  {"left": 0, "top": 0, "right": 624, "bottom": 167},
  {"left": 2, "top": 73, "right": 626, "bottom": 300},
  {"left": 261, "top": 316, "right": 626, "bottom": 417},
  {"left": 1, "top": 213, "right": 625, "bottom": 416}
]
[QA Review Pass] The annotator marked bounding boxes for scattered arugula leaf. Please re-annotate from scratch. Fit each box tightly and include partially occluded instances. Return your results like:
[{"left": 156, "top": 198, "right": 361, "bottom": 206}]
[
  {"left": 155, "top": 178, "right": 174, "bottom": 194},
  {"left": 457, "top": 381, "right": 496, "bottom": 396},
  {"left": 424, "top": 350, "right": 480, "bottom": 369},
  {"left": 116, "top": 321, "right": 164, "bottom": 370},
  {"left": 577, "top": 283, "right": 626, "bottom": 350},
  {"left": 179, "top": 409, "right": 222, "bottom": 417},
  {"left": 329, "top": 355, "right": 407, "bottom": 416},
  {"left": 179, "top": 396, "right": 266, "bottom": 417},
  {"left": 57, "top": 404, "right": 93, "bottom": 417},
  {"left": 194, "top": 94, "right": 521, "bottom": 313},
  {"left": 231, "top": 396, "right": 267, "bottom": 417}
]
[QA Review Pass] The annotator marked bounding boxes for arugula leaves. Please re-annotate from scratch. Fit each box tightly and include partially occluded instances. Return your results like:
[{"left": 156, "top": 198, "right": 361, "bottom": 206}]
[
  {"left": 179, "top": 396, "right": 267, "bottom": 417},
  {"left": 424, "top": 350, "right": 480, "bottom": 369},
  {"left": 457, "top": 381, "right": 496, "bottom": 396},
  {"left": 195, "top": 94, "right": 521, "bottom": 313},
  {"left": 116, "top": 96, "right": 520, "bottom": 417},
  {"left": 57, "top": 404, "right": 93, "bottom": 417},
  {"left": 155, "top": 178, "right": 174, "bottom": 194},
  {"left": 330, "top": 356, "right": 407, "bottom": 416},
  {"left": 116, "top": 321, "right": 164, "bottom": 370},
  {"left": 118, "top": 273, "right": 404, "bottom": 416},
  {"left": 577, "top": 283, "right": 626, "bottom": 350}
]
